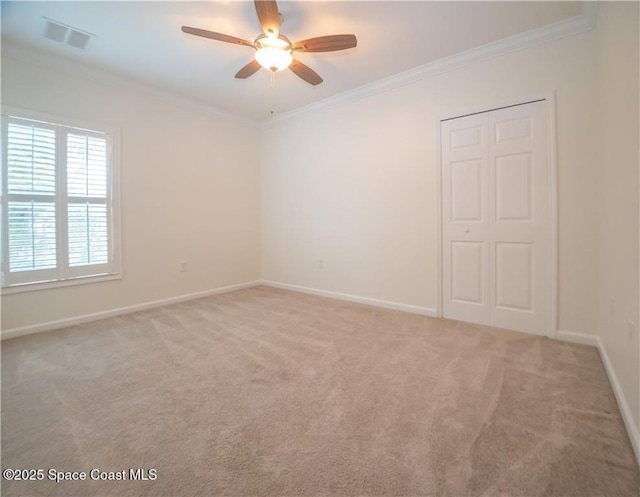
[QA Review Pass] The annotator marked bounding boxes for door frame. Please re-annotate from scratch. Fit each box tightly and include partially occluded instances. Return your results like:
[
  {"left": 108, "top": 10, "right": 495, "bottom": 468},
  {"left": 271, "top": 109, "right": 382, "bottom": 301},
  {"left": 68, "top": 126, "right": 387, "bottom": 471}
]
[{"left": 435, "top": 93, "right": 558, "bottom": 338}]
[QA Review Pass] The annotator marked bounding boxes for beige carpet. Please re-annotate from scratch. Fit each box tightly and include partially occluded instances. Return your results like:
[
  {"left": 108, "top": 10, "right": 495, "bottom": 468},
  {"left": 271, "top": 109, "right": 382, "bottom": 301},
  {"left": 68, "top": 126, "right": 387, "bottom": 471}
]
[{"left": 2, "top": 286, "right": 638, "bottom": 496}]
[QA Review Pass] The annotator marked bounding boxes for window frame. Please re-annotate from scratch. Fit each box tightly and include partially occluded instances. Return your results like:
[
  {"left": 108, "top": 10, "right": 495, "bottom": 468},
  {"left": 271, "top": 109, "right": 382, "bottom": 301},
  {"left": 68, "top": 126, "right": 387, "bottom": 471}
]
[{"left": 1, "top": 106, "right": 122, "bottom": 294}]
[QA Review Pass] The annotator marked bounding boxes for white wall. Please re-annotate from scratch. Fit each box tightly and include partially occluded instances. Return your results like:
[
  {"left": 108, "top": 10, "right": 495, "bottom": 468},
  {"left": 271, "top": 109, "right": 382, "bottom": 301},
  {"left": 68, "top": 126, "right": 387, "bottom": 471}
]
[
  {"left": 261, "top": 26, "right": 601, "bottom": 333},
  {"left": 595, "top": 2, "right": 639, "bottom": 434},
  {"left": 1, "top": 52, "right": 261, "bottom": 331}
]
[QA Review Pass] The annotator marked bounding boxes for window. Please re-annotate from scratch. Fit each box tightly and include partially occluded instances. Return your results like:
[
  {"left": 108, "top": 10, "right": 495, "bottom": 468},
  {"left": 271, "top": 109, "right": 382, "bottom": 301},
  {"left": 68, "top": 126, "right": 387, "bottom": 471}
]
[{"left": 1, "top": 110, "right": 120, "bottom": 291}]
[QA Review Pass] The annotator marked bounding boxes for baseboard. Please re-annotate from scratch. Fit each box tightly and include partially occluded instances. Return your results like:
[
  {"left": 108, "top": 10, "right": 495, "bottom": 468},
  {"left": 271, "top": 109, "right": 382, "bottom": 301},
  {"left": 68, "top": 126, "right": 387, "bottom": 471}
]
[
  {"left": 595, "top": 335, "right": 640, "bottom": 464},
  {"left": 260, "top": 280, "right": 438, "bottom": 317},
  {"left": 557, "top": 329, "right": 639, "bottom": 464},
  {"left": 555, "top": 329, "right": 600, "bottom": 347},
  {"left": 1, "top": 280, "right": 261, "bottom": 340}
]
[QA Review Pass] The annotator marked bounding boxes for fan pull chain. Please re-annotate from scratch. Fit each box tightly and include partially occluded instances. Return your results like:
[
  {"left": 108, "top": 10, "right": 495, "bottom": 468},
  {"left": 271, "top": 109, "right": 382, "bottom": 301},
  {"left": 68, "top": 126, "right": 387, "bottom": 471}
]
[{"left": 267, "top": 70, "right": 277, "bottom": 117}]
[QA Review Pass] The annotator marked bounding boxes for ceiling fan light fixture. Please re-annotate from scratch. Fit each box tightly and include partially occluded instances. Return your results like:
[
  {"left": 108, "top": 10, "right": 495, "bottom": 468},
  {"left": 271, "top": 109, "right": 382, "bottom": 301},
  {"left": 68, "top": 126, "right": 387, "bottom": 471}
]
[
  {"left": 255, "top": 46, "right": 293, "bottom": 72},
  {"left": 181, "top": 0, "right": 357, "bottom": 85}
]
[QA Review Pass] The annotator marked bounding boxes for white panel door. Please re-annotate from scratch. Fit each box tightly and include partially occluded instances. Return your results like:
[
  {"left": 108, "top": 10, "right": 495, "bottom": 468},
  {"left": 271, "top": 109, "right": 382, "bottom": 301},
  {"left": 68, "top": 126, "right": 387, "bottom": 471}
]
[
  {"left": 441, "top": 100, "right": 551, "bottom": 336},
  {"left": 441, "top": 113, "right": 490, "bottom": 326},
  {"left": 489, "top": 102, "right": 548, "bottom": 334}
]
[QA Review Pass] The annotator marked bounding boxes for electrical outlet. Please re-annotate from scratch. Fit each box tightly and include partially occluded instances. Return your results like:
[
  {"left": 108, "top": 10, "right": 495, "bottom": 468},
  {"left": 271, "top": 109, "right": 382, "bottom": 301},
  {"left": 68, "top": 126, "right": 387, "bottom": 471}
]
[
  {"left": 318, "top": 259, "right": 324, "bottom": 270},
  {"left": 180, "top": 261, "right": 188, "bottom": 272}
]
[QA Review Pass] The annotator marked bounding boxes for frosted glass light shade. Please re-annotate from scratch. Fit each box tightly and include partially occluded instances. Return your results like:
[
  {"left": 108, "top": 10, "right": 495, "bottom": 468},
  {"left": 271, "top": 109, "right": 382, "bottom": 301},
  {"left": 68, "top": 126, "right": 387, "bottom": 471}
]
[{"left": 255, "top": 47, "right": 293, "bottom": 72}]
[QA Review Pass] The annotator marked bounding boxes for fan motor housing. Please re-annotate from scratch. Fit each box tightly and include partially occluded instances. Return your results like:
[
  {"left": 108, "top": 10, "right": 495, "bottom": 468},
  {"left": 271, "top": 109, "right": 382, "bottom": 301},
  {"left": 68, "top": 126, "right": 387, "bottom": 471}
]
[{"left": 254, "top": 34, "right": 292, "bottom": 51}]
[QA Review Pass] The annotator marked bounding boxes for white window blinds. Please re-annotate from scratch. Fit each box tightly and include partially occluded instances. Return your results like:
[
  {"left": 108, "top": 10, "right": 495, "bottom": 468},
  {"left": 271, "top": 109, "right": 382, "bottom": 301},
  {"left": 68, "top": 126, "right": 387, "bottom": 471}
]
[
  {"left": 2, "top": 114, "right": 118, "bottom": 288},
  {"left": 67, "top": 133, "right": 109, "bottom": 268},
  {"left": 6, "top": 123, "right": 58, "bottom": 274},
  {"left": 7, "top": 124, "right": 56, "bottom": 194}
]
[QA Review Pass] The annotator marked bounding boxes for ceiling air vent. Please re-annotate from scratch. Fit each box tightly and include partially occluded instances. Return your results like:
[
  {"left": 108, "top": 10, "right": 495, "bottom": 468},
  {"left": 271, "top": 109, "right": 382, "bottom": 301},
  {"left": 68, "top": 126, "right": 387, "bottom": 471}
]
[
  {"left": 43, "top": 19, "right": 68, "bottom": 42},
  {"left": 43, "top": 18, "right": 94, "bottom": 50},
  {"left": 66, "top": 30, "right": 92, "bottom": 50}
]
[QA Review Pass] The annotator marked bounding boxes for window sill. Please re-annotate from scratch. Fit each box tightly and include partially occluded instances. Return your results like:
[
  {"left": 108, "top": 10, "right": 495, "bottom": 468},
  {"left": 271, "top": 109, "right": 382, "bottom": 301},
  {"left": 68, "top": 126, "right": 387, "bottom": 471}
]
[{"left": 1, "top": 273, "right": 122, "bottom": 295}]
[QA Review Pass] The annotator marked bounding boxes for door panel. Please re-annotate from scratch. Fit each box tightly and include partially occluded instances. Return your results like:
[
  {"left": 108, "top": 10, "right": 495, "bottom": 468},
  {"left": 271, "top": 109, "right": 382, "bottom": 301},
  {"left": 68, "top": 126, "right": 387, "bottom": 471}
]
[
  {"left": 495, "top": 116, "right": 532, "bottom": 142},
  {"left": 489, "top": 102, "right": 548, "bottom": 334},
  {"left": 451, "top": 160, "right": 482, "bottom": 221},
  {"left": 495, "top": 242, "right": 533, "bottom": 311},
  {"left": 450, "top": 125, "right": 483, "bottom": 149},
  {"left": 451, "top": 241, "right": 483, "bottom": 304},
  {"left": 495, "top": 153, "right": 532, "bottom": 221},
  {"left": 442, "top": 113, "right": 490, "bottom": 326},
  {"left": 441, "top": 100, "right": 550, "bottom": 336}
]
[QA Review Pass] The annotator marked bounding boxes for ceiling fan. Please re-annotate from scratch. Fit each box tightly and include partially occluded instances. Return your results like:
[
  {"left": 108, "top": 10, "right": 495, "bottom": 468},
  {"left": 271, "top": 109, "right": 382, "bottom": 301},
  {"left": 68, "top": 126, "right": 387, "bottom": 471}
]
[{"left": 181, "top": 0, "right": 357, "bottom": 86}]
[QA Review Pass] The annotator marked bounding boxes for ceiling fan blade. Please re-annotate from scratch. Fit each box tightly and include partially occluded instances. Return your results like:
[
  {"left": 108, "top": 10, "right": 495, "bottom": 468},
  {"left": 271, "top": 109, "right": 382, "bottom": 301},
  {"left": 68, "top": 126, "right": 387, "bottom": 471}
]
[
  {"left": 289, "top": 59, "right": 323, "bottom": 86},
  {"left": 181, "top": 26, "right": 254, "bottom": 48},
  {"left": 254, "top": 0, "right": 280, "bottom": 38},
  {"left": 293, "top": 34, "right": 357, "bottom": 53},
  {"left": 235, "top": 59, "right": 262, "bottom": 79}
]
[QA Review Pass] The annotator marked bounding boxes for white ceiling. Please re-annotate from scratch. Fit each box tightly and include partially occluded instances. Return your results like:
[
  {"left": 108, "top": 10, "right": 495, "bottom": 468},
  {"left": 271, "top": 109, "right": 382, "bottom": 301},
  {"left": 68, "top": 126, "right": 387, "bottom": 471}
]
[{"left": 2, "top": 1, "right": 583, "bottom": 122}]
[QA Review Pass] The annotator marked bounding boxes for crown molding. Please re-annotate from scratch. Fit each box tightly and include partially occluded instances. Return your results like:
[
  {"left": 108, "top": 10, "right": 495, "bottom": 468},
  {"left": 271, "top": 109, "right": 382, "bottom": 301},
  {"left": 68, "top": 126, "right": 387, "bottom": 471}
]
[
  {"left": 581, "top": 0, "right": 599, "bottom": 31},
  {"left": 2, "top": 2, "right": 598, "bottom": 130},
  {"left": 1, "top": 42, "right": 258, "bottom": 128},
  {"left": 260, "top": 1, "right": 599, "bottom": 127}
]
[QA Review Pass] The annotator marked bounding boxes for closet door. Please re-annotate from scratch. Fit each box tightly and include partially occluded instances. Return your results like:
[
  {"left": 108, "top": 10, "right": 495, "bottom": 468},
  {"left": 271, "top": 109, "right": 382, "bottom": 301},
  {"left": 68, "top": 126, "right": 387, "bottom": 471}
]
[
  {"left": 441, "top": 113, "right": 491, "bottom": 326},
  {"left": 441, "top": 100, "right": 550, "bottom": 336},
  {"left": 488, "top": 101, "right": 549, "bottom": 335}
]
